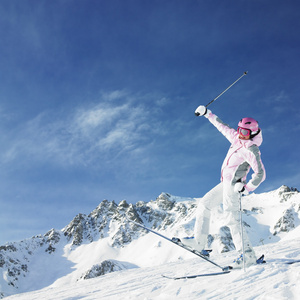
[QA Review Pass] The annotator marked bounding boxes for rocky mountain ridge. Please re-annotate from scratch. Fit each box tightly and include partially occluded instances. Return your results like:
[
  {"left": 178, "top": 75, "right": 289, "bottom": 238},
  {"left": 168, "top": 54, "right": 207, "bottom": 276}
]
[
  {"left": 0, "top": 192, "right": 195, "bottom": 298},
  {"left": 1, "top": 186, "right": 299, "bottom": 299}
]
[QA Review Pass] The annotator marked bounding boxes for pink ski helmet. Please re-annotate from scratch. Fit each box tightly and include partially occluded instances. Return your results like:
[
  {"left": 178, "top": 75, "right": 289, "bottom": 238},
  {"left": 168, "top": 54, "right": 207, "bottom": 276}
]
[{"left": 237, "top": 117, "right": 259, "bottom": 137}]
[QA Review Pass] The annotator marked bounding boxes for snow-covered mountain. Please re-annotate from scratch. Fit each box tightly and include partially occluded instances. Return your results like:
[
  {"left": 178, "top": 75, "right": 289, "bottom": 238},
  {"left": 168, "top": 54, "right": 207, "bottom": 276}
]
[{"left": 1, "top": 185, "right": 299, "bottom": 299}]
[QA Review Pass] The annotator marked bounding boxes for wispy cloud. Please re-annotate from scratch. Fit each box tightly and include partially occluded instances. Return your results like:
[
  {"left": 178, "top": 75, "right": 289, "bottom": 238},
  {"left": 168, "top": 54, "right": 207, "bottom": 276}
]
[
  {"left": 0, "top": 91, "right": 163, "bottom": 169},
  {"left": 264, "top": 90, "right": 292, "bottom": 115}
]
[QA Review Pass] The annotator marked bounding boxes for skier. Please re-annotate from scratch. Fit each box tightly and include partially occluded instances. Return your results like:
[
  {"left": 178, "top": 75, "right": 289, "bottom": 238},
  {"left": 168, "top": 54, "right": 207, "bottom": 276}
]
[{"left": 193, "top": 105, "right": 266, "bottom": 267}]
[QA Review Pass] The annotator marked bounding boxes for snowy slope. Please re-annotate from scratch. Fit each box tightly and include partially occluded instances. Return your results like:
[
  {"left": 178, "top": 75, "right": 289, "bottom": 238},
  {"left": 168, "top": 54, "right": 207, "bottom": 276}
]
[
  {"left": 1, "top": 186, "right": 300, "bottom": 299},
  {"left": 5, "top": 232, "right": 300, "bottom": 300}
]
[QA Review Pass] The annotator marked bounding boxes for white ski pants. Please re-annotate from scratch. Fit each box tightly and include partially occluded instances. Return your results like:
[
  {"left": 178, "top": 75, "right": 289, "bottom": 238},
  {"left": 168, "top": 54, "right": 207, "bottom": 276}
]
[{"left": 194, "top": 182, "right": 254, "bottom": 254}]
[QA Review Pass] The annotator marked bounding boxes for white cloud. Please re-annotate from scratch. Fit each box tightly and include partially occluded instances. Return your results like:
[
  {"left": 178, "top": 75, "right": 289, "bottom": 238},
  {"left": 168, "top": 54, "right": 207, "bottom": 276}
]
[
  {"left": 264, "top": 90, "right": 292, "bottom": 116},
  {"left": 73, "top": 103, "right": 129, "bottom": 135},
  {"left": 156, "top": 97, "right": 170, "bottom": 107},
  {"left": 0, "top": 91, "right": 158, "bottom": 169},
  {"left": 100, "top": 90, "right": 129, "bottom": 101},
  {"left": 273, "top": 90, "right": 290, "bottom": 103}
]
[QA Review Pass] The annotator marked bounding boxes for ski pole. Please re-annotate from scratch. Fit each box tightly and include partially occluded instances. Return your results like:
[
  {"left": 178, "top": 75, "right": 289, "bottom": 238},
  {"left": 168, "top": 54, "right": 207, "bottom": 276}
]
[
  {"left": 239, "top": 192, "right": 246, "bottom": 272},
  {"left": 195, "top": 71, "right": 248, "bottom": 116}
]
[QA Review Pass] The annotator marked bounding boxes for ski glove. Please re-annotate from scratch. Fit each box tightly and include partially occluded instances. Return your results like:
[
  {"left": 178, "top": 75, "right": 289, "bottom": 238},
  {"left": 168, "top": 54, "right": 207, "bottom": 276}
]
[
  {"left": 234, "top": 182, "right": 249, "bottom": 195},
  {"left": 195, "top": 105, "right": 210, "bottom": 117}
]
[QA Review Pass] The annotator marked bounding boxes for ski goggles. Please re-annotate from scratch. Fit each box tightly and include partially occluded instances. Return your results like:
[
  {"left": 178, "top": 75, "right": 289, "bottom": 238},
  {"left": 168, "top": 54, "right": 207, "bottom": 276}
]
[{"left": 237, "top": 127, "right": 251, "bottom": 137}]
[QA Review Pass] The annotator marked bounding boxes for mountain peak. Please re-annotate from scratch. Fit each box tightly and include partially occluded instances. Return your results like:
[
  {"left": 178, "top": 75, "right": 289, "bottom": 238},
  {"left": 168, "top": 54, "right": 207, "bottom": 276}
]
[
  {"left": 1, "top": 186, "right": 299, "bottom": 298},
  {"left": 153, "top": 192, "right": 176, "bottom": 210}
]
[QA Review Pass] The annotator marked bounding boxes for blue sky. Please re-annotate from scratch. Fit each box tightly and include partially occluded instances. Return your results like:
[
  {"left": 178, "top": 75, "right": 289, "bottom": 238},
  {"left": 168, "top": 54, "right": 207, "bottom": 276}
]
[{"left": 0, "top": 0, "right": 300, "bottom": 245}]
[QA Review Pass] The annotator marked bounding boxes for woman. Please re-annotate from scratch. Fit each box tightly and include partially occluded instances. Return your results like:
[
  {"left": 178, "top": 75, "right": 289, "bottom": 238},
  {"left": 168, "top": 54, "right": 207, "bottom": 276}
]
[{"left": 194, "top": 105, "right": 266, "bottom": 267}]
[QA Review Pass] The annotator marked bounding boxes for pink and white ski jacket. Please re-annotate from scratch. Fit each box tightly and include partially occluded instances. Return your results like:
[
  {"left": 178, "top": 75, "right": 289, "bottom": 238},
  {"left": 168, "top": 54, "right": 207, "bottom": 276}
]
[{"left": 205, "top": 111, "right": 266, "bottom": 192}]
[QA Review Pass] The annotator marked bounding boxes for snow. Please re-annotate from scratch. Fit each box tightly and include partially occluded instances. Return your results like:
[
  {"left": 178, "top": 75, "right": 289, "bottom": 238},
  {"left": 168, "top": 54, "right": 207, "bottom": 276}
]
[
  {"left": 5, "top": 234, "right": 300, "bottom": 300},
  {"left": 2, "top": 187, "right": 300, "bottom": 299}
]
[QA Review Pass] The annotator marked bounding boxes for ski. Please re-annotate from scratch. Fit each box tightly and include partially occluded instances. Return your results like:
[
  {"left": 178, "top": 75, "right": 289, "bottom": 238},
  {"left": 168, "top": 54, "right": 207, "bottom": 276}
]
[
  {"left": 162, "top": 258, "right": 300, "bottom": 280},
  {"left": 162, "top": 270, "right": 231, "bottom": 280},
  {"left": 128, "top": 219, "right": 231, "bottom": 272},
  {"left": 283, "top": 259, "right": 300, "bottom": 265},
  {"left": 260, "top": 258, "right": 300, "bottom": 266},
  {"left": 228, "top": 255, "right": 300, "bottom": 270}
]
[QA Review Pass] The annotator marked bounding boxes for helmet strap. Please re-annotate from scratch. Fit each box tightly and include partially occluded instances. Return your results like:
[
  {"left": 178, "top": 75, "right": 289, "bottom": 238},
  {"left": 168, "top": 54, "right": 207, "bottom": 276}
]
[{"left": 250, "top": 129, "right": 260, "bottom": 139}]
